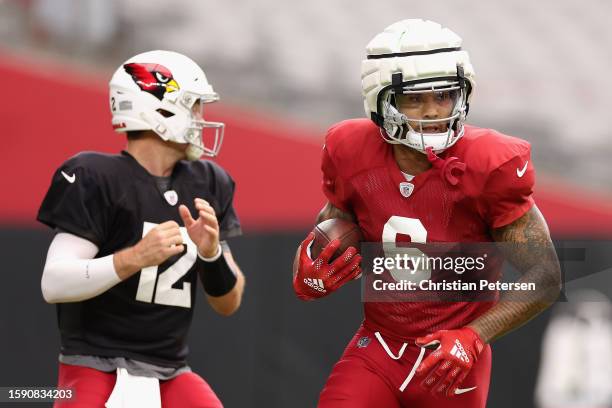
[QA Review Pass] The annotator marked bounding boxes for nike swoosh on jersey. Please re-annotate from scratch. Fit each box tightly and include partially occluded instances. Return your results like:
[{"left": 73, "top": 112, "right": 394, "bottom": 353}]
[
  {"left": 516, "top": 161, "right": 529, "bottom": 177},
  {"left": 455, "top": 386, "right": 477, "bottom": 395},
  {"left": 61, "top": 171, "right": 76, "bottom": 184}
]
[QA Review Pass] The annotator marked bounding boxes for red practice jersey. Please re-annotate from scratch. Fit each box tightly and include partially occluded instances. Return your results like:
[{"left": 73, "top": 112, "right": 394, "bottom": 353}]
[{"left": 322, "top": 119, "right": 535, "bottom": 340}]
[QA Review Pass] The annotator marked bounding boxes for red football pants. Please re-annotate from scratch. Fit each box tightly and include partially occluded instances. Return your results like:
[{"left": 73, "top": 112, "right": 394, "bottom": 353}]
[
  {"left": 318, "top": 324, "right": 491, "bottom": 408},
  {"left": 54, "top": 362, "right": 223, "bottom": 408}
]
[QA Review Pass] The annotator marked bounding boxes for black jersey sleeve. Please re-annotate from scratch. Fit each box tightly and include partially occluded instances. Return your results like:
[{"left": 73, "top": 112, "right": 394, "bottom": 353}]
[
  {"left": 37, "top": 154, "right": 111, "bottom": 246},
  {"left": 209, "top": 163, "right": 242, "bottom": 240}
]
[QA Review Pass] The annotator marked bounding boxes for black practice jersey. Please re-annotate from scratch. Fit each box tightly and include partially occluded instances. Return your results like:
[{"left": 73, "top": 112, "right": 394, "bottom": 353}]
[{"left": 37, "top": 151, "right": 241, "bottom": 367}]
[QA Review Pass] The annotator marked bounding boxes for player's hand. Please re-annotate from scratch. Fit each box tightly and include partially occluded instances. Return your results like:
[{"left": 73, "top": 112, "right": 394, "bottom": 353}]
[
  {"left": 179, "top": 198, "right": 220, "bottom": 259},
  {"left": 415, "top": 327, "right": 484, "bottom": 397},
  {"left": 293, "top": 232, "right": 362, "bottom": 300},
  {"left": 132, "top": 221, "right": 184, "bottom": 268}
]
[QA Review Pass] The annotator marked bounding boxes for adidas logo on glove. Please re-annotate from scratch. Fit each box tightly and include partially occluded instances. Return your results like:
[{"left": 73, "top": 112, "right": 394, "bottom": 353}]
[
  {"left": 450, "top": 339, "right": 470, "bottom": 363},
  {"left": 304, "top": 278, "right": 326, "bottom": 293}
]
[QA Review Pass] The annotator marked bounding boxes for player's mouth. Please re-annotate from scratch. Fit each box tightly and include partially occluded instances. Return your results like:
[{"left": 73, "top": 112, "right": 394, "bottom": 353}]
[{"left": 420, "top": 125, "right": 447, "bottom": 133}]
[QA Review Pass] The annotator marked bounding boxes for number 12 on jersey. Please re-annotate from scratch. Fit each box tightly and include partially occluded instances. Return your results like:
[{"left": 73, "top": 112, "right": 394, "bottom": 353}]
[{"left": 135, "top": 222, "right": 197, "bottom": 308}]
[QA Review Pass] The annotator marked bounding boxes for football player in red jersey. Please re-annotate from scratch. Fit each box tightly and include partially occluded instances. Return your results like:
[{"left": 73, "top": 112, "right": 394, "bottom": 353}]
[
  {"left": 38, "top": 51, "right": 244, "bottom": 407},
  {"left": 293, "top": 19, "right": 561, "bottom": 407}
]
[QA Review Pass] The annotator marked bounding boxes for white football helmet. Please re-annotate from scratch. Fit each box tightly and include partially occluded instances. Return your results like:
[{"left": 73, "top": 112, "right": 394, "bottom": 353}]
[
  {"left": 109, "top": 50, "right": 224, "bottom": 160},
  {"left": 361, "top": 19, "right": 476, "bottom": 153}
]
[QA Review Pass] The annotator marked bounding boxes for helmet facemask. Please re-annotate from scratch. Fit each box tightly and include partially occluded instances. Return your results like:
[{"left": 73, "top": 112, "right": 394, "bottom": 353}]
[
  {"left": 175, "top": 92, "right": 224, "bottom": 161},
  {"left": 377, "top": 70, "right": 470, "bottom": 154},
  {"left": 146, "top": 91, "right": 224, "bottom": 161}
]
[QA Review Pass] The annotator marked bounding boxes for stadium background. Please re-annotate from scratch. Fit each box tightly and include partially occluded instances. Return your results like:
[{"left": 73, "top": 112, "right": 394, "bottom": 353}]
[{"left": 1, "top": 0, "right": 611, "bottom": 407}]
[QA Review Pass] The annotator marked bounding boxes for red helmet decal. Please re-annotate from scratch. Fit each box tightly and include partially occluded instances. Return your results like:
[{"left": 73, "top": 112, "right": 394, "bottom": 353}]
[{"left": 123, "top": 63, "right": 180, "bottom": 100}]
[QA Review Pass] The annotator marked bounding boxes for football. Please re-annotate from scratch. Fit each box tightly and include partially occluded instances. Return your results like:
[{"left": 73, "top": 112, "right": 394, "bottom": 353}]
[{"left": 310, "top": 218, "right": 363, "bottom": 262}]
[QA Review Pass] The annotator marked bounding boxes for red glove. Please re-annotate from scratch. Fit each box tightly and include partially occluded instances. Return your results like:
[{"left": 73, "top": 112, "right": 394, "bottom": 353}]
[
  {"left": 293, "top": 232, "right": 362, "bottom": 300},
  {"left": 415, "top": 327, "right": 485, "bottom": 397}
]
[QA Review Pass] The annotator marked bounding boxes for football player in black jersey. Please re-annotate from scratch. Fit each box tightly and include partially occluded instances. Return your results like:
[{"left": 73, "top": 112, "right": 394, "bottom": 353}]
[{"left": 38, "top": 50, "right": 244, "bottom": 408}]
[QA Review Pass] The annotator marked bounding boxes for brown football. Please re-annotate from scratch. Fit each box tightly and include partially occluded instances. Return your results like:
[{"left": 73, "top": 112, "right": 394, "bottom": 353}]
[{"left": 310, "top": 218, "right": 363, "bottom": 262}]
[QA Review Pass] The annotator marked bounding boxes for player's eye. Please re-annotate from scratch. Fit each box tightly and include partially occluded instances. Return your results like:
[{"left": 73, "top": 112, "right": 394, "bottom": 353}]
[
  {"left": 408, "top": 94, "right": 421, "bottom": 103},
  {"left": 155, "top": 72, "right": 169, "bottom": 83},
  {"left": 434, "top": 91, "right": 449, "bottom": 102},
  {"left": 435, "top": 90, "right": 457, "bottom": 104},
  {"left": 398, "top": 94, "right": 422, "bottom": 106}
]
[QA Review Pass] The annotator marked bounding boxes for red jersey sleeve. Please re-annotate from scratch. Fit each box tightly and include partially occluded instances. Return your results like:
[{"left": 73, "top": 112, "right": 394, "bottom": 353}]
[
  {"left": 321, "top": 121, "right": 361, "bottom": 213},
  {"left": 321, "top": 144, "right": 353, "bottom": 212},
  {"left": 478, "top": 145, "right": 535, "bottom": 229}
]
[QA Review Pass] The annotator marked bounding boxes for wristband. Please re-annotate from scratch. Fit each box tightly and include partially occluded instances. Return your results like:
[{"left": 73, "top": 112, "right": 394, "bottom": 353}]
[
  {"left": 196, "top": 250, "right": 237, "bottom": 297},
  {"left": 197, "top": 244, "right": 222, "bottom": 262}
]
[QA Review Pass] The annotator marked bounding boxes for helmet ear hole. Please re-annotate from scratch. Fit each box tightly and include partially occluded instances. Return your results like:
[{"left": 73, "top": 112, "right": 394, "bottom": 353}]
[{"left": 156, "top": 109, "right": 175, "bottom": 118}]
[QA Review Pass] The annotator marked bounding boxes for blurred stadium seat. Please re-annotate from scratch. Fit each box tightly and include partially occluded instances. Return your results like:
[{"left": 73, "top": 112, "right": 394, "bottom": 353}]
[{"left": 1, "top": 0, "right": 611, "bottom": 190}]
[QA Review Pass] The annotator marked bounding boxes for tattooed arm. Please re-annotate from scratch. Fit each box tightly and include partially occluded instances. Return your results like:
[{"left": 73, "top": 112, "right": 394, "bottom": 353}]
[{"left": 466, "top": 205, "right": 561, "bottom": 343}]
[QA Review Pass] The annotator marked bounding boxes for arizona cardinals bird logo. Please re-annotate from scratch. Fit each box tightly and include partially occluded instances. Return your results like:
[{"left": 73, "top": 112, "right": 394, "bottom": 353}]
[{"left": 123, "top": 63, "right": 180, "bottom": 100}]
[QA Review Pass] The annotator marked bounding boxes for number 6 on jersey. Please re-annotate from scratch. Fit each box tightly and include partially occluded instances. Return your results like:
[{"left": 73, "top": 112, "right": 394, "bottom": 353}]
[{"left": 382, "top": 216, "right": 431, "bottom": 282}]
